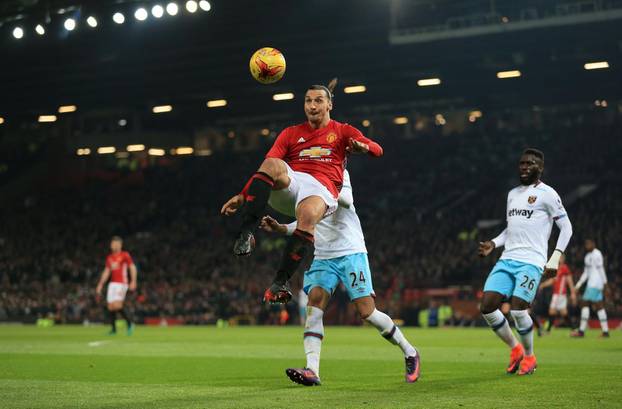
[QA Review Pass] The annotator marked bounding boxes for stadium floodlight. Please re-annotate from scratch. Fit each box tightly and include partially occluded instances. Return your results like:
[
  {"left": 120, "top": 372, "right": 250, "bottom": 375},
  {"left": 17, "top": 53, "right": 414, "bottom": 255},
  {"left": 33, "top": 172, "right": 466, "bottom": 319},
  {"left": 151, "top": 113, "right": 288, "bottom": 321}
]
[
  {"left": 393, "top": 116, "right": 408, "bottom": 125},
  {"left": 260, "top": 128, "right": 270, "bottom": 136},
  {"left": 135, "top": 8, "right": 148, "bottom": 21},
  {"left": 87, "top": 16, "right": 98, "bottom": 28},
  {"left": 152, "top": 105, "right": 173, "bottom": 113},
  {"left": 97, "top": 146, "right": 116, "bottom": 154},
  {"left": 496, "top": 70, "right": 521, "bottom": 79},
  {"left": 175, "top": 146, "right": 194, "bottom": 155},
  {"left": 113, "top": 12, "right": 125, "bottom": 24},
  {"left": 152, "top": 5, "right": 164, "bottom": 18},
  {"left": 273, "top": 93, "right": 294, "bottom": 101},
  {"left": 417, "top": 78, "right": 441, "bottom": 87},
  {"left": 127, "top": 144, "right": 145, "bottom": 152},
  {"left": 76, "top": 148, "right": 91, "bottom": 155},
  {"left": 186, "top": 1, "right": 198, "bottom": 13},
  {"left": 362, "top": 119, "right": 370, "bottom": 127},
  {"left": 584, "top": 61, "right": 609, "bottom": 70},
  {"left": 0, "top": 117, "right": 4, "bottom": 125},
  {"left": 64, "top": 18, "right": 76, "bottom": 31},
  {"left": 58, "top": 105, "right": 77, "bottom": 113},
  {"left": 118, "top": 119, "right": 127, "bottom": 126},
  {"left": 148, "top": 148, "right": 165, "bottom": 156},
  {"left": 199, "top": 0, "right": 211, "bottom": 11},
  {"left": 344, "top": 85, "right": 366, "bottom": 94},
  {"left": 166, "top": 2, "right": 179, "bottom": 16},
  {"left": 13, "top": 27, "right": 24, "bottom": 39},
  {"left": 35, "top": 24, "right": 45, "bottom": 35},
  {"left": 38, "top": 115, "right": 57, "bottom": 123},
  {"left": 206, "top": 99, "right": 227, "bottom": 108}
]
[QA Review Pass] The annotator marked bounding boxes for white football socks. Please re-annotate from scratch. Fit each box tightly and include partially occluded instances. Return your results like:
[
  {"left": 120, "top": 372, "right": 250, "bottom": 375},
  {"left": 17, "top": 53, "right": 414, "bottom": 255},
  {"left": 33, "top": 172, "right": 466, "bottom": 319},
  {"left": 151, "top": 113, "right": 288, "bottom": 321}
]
[
  {"left": 366, "top": 309, "right": 417, "bottom": 357},
  {"left": 511, "top": 310, "right": 534, "bottom": 356},
  {"left": 303, "top": 306, "right": 324, "bottom": 376},
  {"left": 580, "top": 306, "right": 590, "bottom": 332},
  {"left": 483, "top": 309, "right": 519, "bottom": 348},
  {"left": 597, "top": 309, "right": 609, "bottom": 333}
]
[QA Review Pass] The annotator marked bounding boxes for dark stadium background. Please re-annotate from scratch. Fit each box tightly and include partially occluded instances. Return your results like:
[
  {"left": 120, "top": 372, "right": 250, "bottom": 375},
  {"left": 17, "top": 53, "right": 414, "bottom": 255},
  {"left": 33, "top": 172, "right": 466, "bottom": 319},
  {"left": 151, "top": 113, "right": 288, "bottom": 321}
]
[{"left": 1, "top": 0, "right": 620, "bottom": 328}]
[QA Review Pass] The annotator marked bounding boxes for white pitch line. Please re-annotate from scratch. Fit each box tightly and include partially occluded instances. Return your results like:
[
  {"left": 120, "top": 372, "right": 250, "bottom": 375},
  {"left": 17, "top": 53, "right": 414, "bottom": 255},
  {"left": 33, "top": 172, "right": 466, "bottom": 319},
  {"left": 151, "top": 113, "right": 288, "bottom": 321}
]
[{"left": 88, "top": 340, "right": 110, "bottom": 347}]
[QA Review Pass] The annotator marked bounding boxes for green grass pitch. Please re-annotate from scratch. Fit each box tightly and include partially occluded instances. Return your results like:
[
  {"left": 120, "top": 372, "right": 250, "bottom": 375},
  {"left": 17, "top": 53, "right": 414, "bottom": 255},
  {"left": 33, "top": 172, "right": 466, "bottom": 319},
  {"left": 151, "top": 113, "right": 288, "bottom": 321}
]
[{"left": 1, "top": 325, "right": 620, "bottom": 408}]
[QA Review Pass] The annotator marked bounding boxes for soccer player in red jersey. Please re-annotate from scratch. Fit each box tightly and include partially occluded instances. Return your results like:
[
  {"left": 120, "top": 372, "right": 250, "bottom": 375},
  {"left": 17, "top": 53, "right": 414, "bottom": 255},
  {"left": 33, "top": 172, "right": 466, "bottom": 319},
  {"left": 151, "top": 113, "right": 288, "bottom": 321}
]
[
  {"left": 540, "top": 254, "right": 577, "bottom": 331},
  {"left": 95, "top": 236, "right": 138, "bottom": 335},
  {"left": 221, "top": 79, "right": 383, "bottom": 303}
]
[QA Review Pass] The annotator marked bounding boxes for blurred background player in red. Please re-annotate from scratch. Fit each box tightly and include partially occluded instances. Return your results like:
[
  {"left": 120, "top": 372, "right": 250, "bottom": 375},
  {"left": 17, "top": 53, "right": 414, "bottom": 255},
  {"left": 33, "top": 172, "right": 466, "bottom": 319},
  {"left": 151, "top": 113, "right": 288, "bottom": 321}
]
[
  {"left": 539, "top": 254, "right": 577, "bottom": 332},
  {"left": 221, "top": 79, "right": 383, "bottom": 303},
  {"left": 95, "top": 236, "right": 138, "bottom": 335}
]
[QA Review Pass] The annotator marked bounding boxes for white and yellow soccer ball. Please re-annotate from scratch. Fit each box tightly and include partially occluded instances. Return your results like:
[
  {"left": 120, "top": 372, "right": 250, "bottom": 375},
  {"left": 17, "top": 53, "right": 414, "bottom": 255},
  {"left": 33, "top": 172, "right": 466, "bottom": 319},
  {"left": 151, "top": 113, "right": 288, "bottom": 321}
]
[{"left": 249, "top": 47, "right": 286, "bottom": 84}]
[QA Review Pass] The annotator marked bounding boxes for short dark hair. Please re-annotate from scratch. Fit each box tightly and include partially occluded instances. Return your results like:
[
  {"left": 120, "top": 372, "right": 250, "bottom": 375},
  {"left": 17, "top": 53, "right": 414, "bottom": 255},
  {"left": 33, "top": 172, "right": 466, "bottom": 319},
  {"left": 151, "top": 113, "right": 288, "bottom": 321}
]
[
  {"left": 307, "top": 78, "right": 338, "bottom": 101},
  {"left": 111, "top": 236, "right": 123, "bottom": 242},
  {"left": 523, "top": 148, "right": 544, "bottom": 163}
]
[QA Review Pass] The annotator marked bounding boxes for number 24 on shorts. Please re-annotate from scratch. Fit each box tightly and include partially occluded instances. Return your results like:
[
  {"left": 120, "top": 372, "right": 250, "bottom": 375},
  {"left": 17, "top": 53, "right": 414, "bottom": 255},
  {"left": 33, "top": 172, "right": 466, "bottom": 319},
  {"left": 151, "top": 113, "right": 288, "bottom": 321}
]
[{"left": 349, "top": 271, "right": 366, "bottom": 288}]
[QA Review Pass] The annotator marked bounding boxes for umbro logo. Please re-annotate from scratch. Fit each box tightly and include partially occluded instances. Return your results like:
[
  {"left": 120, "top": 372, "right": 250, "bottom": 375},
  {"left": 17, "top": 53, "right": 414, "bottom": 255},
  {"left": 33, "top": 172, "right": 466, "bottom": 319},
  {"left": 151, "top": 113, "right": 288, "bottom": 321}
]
[{"left": 297, "top": 137, "right": 306, "bottom": 143}]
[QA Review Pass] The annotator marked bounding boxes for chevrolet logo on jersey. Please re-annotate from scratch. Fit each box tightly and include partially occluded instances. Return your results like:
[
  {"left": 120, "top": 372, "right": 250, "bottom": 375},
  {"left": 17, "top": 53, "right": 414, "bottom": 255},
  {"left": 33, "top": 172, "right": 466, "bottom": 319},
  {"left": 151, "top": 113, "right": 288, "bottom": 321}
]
[{"left": 299, "top": 146, "right": 331, "bottom": 158}]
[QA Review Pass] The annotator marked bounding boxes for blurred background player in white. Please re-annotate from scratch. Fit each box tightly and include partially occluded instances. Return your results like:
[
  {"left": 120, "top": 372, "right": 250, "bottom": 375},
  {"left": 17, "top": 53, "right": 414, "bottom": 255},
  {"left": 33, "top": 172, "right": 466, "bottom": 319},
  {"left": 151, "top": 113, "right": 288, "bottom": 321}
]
[
  {"left": 261, "top": 170, "right": 420, "bottom": 386},
  {"left": 539, "top": 254, "right": 577, "bottom": 332},
  {"left": 95, "top": 236, "right": 138, "bottom": 335},
  {"left": 571, "top": 239, "right": 609, "bottom": 338},
  {"left": 478, "top": 148, "right": 572, "bottom": 375}
]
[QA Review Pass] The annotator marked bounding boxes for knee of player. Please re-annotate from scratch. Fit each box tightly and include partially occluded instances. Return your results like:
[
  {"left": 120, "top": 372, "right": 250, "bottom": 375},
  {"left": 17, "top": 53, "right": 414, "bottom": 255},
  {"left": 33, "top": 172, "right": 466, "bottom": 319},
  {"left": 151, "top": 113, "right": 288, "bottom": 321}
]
[
  {"left": 480, "top": 302, "right": 497, "bottom": 315},
  {"left": 259, "top": 158, "right": 284, "bottom": 177}
]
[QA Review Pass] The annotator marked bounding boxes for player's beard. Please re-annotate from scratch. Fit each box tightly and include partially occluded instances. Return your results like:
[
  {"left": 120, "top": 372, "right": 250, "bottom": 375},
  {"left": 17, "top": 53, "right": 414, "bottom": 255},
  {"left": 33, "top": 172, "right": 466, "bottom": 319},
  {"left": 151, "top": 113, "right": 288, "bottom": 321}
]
[{"left": 519, "top": 169, "right": 539, "bottom": 185}]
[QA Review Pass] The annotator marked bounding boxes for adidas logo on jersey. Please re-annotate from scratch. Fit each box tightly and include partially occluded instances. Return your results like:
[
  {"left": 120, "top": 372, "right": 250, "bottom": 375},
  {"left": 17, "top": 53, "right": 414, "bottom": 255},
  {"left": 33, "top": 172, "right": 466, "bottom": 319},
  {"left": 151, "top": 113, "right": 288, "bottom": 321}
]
[{"left": 297, "top": 137, "right": 306, "bottom": 143}]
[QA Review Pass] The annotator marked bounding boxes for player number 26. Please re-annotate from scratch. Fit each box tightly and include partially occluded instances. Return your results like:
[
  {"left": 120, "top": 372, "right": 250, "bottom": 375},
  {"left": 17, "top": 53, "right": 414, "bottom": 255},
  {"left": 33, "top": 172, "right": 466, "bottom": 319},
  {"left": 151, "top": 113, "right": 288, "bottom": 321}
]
[{"left": 519, "top": 275, "right": 536, "bottom": 291}]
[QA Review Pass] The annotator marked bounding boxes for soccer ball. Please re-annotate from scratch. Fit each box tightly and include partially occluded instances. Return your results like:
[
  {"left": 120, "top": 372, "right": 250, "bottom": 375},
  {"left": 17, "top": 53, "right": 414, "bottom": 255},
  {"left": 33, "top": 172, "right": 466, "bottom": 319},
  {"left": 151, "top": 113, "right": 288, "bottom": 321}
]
[{"left": 249, "top": 47, "right": 286, "bottom": 84}]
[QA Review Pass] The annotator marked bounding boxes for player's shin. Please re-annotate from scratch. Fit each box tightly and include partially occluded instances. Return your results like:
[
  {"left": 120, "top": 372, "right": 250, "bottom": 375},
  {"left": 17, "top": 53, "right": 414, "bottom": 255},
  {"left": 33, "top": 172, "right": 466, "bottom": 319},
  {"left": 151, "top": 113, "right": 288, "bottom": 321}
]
[
  {"left": 274, "top": 229, "right": 314, "bottom": 285},
  {"left": 580, "top": 307, "right": 590, "bottom": 332},
  {"left": 366, "top": 309, "right": 416, "bottom": 357},
  {"left": 597, "top": 309, "right": 609, "bottom": 333},
  {"left": 482, "top": 309, "right": 519, "bottom": 348},
  {"left": 511, "top": 310, "right": 534, "bottom": 356},
  {"left": 109, "top": 310, "right": 117, "bottom": 332},
  {"left": 119, "top": 308, "right": 132, "bottom": 326},
  {"left": 303, "top": 306, "right": 324, "bottom": 375},
  {"left": 239, "top": 172, "right": 275, "bottom": 231}
]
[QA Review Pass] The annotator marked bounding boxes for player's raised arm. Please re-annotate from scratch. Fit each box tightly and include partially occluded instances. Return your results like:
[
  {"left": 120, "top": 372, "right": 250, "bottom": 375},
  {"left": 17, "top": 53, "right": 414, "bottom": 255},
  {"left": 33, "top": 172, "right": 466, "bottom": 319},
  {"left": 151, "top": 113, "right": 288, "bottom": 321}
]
[{"left": 343, "top": 124, "right": 383, "bottom": 157}]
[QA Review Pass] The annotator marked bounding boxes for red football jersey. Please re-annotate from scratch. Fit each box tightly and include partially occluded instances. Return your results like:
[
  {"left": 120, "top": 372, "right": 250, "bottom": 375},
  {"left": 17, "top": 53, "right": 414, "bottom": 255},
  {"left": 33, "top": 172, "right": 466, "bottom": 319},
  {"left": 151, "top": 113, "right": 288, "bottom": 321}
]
[
  {"left": 553, "top": 263, "right": 571, "bottom": 295},
  {"left": 105, "top": 251, "right": 134, "bottom": 284},
  {"left": 266, "top": 120, "right": 382, "bottom": 197}
]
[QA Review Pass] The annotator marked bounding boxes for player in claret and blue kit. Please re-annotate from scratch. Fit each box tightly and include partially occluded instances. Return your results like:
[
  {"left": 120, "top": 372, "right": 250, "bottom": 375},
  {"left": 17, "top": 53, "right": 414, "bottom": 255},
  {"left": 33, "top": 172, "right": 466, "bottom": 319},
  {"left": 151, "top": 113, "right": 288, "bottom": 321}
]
[{"left": 478, "top": 148, "right": 573, "bottom": 375}]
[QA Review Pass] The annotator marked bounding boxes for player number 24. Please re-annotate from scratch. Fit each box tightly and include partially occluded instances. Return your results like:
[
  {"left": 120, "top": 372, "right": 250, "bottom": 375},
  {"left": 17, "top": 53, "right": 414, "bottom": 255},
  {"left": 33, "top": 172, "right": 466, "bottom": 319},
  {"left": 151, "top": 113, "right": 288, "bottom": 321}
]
[
  {"left": 350, "top": 271, "right": 366, "bottom": 287},
  {"left": 520, "top": 275, "right": 536, "bottom": 291}
]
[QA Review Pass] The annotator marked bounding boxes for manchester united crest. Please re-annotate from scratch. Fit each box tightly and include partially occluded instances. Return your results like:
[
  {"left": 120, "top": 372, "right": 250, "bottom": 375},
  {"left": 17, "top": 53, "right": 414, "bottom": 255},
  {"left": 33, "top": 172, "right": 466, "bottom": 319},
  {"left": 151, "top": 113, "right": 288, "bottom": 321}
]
[
  {"left": 528, "top": 196, "right": 537, "bottom": 204},
  {"left": 326, "top": 132, "right": 337, "bottom": 144}
]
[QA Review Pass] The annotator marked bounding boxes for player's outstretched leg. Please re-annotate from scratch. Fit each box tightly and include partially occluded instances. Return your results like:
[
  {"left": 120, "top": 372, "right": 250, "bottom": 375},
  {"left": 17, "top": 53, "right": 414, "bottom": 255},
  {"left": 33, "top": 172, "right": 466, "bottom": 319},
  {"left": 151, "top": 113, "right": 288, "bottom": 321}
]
[
  {"left": 234, "top": 171, "right": 275, "bottom": 256},
  {"left": 359, "top": 297, "right": 419, "bottom": 383},
  {"left": 264, "top": 229, "right": 314, "bottom": 303},
  {"left": 286, "top": 305, "right": 324, "bottom": 386},
  {"left": 481, "top": 291, "right": 523, "bottom": 374},
  {"left": 511, "top": 309, "right": 537, "bottom": 375}
]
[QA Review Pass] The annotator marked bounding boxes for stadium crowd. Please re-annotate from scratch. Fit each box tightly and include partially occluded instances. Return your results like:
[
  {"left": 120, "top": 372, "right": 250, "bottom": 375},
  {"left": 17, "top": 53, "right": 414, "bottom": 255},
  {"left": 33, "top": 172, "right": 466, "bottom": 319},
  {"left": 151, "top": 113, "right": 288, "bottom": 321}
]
[{"left": 1, "top": 106, "right": 620, "bottom": 326}]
